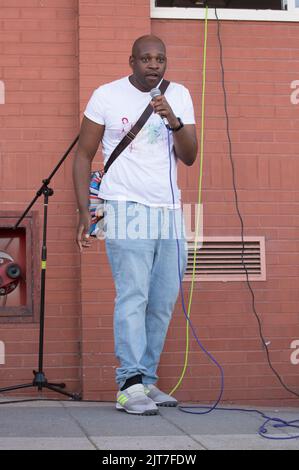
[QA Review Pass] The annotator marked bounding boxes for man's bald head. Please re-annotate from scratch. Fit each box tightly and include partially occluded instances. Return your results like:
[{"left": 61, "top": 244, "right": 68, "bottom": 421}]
[
  {"left": 131, "top": 35, "right": 166, "bottom": 57},
  {"left": 129, "top": 35, "right": 167, "bottom": 92}
]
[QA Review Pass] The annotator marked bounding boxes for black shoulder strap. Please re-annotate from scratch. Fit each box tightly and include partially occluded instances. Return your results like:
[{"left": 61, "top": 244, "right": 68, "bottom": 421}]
[{"left": 104, "top": 79, "right": 170, "bottom": 174}]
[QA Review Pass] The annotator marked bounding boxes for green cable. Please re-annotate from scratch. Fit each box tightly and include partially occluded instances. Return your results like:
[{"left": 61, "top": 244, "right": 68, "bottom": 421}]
[{"left": 170, "top": 5, "right": 208, "bottom": 396}]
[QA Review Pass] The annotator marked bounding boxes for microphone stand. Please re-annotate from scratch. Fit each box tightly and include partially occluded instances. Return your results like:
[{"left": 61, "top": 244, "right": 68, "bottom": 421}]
[{"left": 0, "top": 135, "right": 81, "bottom": 400}]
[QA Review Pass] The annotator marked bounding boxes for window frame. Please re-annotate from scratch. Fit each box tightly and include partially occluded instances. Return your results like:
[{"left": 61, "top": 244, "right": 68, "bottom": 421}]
[{"left": 151, "top": 0, "right": 299, "bottom": 22}]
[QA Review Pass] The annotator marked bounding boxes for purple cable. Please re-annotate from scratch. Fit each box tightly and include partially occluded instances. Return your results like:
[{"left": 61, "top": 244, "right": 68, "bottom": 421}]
[{"left": 166, "top": 130, "right": 224, "bottom": 414}]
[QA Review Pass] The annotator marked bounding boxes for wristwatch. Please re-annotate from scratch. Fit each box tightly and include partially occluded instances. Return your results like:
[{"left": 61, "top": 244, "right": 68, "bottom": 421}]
[{"left": 166, "top": 117, "right": 184, "bottom": 132}]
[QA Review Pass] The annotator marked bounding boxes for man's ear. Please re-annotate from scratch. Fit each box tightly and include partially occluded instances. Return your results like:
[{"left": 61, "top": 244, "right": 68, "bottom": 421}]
[{"left": 129, "top": 55, "right": 135, "bottom": 69}]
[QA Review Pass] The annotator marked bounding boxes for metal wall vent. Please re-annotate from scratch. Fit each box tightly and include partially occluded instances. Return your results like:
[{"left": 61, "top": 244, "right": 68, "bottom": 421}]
[{"left": 184, "top": 236, "right": 266, "bottom": 282}]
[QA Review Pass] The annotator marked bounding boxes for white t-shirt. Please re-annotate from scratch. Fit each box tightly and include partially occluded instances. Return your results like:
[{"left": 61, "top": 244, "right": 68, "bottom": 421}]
[{"left": 84, "top": 76, "right": 195, "bottom": 207}]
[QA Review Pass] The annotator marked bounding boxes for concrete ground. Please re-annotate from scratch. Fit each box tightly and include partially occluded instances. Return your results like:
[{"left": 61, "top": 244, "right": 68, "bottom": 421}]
[{"left": 0, "top": 398, "right": 298, "bottom": 450}]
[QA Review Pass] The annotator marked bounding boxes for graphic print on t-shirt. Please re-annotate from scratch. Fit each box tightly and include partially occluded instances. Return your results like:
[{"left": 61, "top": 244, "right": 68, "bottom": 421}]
[
  {"left": 144, "top": 120, "right": 165, "bottom": 145},
  {"left": 119, "top": 115, "right": 166, "bottom": 152},
  {"left": 121, "top": 116, "right": 134, "bottom": 151},
  {"left": 121, "top": 117, "right": 131, "bottom": 134}
]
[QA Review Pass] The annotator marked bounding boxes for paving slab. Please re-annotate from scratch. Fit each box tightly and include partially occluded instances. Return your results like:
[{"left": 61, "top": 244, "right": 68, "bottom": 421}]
[
  {"left": 193, "top": 434, "right": 299, "bottom": 450},
  {"left": 91, "top": 435, "right": 204, "bottom": 450},
  {"left": 0, "top": 437, "right": 95, "bottom": 450}
]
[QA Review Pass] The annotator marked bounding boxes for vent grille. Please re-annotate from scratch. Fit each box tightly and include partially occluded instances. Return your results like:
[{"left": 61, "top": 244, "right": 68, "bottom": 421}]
[{"left": 184, "top": 237, "right": 266, "bottom": 282}]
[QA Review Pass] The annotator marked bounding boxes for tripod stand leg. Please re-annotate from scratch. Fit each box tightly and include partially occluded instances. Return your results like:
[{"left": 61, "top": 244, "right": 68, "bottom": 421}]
[
  {"left": 44, "top": 384, "right": 81, "bottom": 400},
  {"left": 0, "top": 383, "right": 34, "bottom": 393},
  {"left": 47, "top": 382, "right": 66, "bottom": 389},
  {"left": 32, "top": 371, "right": 80, "bottom": 399},
  {"left": 0, "top": 382, "right": 81, "bottom": 400}
]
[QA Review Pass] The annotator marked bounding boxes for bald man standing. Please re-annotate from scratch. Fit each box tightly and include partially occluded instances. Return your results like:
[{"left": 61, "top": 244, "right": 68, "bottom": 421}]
[{"left": 73, "top": 35, "right": 197, "bottom": 415}]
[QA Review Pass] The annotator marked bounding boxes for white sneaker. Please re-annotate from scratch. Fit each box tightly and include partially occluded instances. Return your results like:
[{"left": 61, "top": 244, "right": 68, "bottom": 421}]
[
  {"left": 116, "top": 384, "right": 159, "bottom": 415},
  {"left": 144, "top": 384, "right": 178, "bottom": 407}
]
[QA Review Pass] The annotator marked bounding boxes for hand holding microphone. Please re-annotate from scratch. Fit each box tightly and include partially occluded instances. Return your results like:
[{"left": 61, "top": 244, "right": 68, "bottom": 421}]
[{"left": 150, "top": 88, "right": 181, "bottom": 131}]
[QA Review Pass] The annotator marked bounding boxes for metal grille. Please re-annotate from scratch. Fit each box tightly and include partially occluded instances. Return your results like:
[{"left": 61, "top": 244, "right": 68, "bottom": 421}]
[{"left": 184, "top": 236, "right": 266, "bottom": 282}]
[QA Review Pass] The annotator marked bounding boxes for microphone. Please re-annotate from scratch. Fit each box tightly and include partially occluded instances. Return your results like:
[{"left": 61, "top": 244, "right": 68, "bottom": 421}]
[{"left": 150, "top": 88, "right": 169, "bottom": 127}]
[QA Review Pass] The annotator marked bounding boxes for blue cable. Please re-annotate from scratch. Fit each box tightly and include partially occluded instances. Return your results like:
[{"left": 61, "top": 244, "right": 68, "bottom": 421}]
[
  {"left": 166, "top": 130, "right": 299, "bottom": 441},
  {"left": 177, "top": 405, "right": 299, "bottom": 441},
  {"left": 166, "top": 129, "right": 224, "bottom": 414}
]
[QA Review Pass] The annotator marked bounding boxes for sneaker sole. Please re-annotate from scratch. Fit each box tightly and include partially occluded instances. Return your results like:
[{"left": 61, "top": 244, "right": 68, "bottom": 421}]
[
  {"left": 116, "top": 403, "right": 159, "bottom": 415},
  {"left": 156, "top": 401, "right": 178, "bottom": 407}
]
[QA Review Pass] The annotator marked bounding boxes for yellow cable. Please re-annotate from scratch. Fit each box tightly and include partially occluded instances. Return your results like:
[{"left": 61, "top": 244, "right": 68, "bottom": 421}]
[{"left": 170, "top": 5, "right": 208, "bottom": 396}]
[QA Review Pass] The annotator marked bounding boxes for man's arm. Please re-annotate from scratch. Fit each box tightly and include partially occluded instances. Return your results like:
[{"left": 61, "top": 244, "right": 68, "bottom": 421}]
[
  {"left": 151, "top": 95, "right": 198, "bottom": 166},
  {"left": 73, "top": 116, "right": 104, "bottom": 251},
  {"left": 172, "top": 124, "right": 198, "bottom": 166}
]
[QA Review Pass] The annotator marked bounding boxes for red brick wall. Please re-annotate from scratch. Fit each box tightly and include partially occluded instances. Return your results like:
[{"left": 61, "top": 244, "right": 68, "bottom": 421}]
[
  {"left": 0, "top": 0, "right": 81, "bottom": 396},
  {"left": 1, "top": 0, "right": 299, "bottom": 405}
]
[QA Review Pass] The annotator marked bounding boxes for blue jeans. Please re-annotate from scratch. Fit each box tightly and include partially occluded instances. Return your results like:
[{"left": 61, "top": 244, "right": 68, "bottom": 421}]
[{"left": 103, "top": 200, "right": 187, "bottom": 388}]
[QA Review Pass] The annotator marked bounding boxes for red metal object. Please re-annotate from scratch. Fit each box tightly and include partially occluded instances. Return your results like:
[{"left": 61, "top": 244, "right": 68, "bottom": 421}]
[
  {"left": 0, "top": 251, "right": 22, "bottom": 296},
  {"left": 0, "top": 214, "right": 39, "bottom": 321}
]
